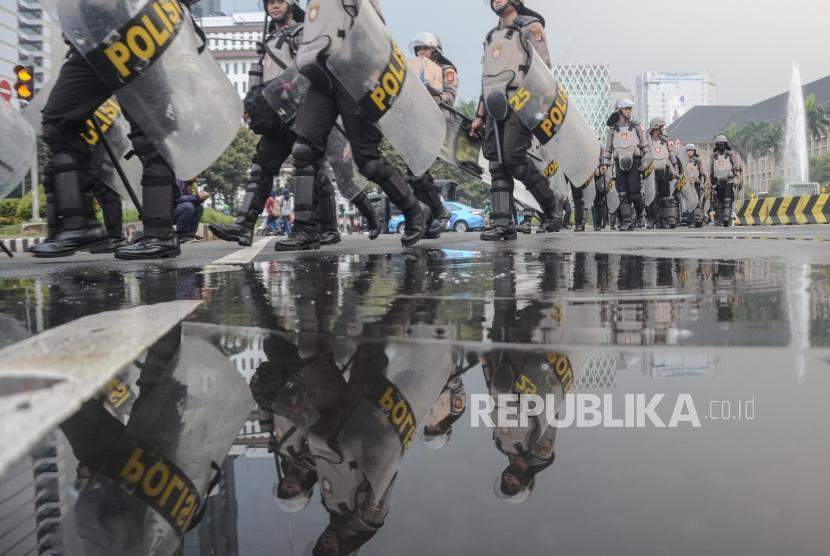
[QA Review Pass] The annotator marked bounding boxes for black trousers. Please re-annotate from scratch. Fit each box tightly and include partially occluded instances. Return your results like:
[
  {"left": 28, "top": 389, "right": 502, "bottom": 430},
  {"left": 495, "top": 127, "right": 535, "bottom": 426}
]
[
  {"left": 293, "top": 81, "right": 386, "bottom": 173},
  {"left": 42, "top": 48, "right": 176, "bottom": 237},
  {"left": 614, "top": 159, "right": 642, "bottom": 194},
  {"left": 482, "top": 111, "right": 547, "bottom": 188}
]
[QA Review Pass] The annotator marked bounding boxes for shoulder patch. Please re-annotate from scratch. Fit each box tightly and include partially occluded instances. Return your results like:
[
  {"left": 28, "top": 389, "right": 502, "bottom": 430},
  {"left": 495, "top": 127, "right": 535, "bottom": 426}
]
[
  {"left": 444, "top": 67, "right": 457, "bottom": 85},
  {"left": 529, "top": 22, "right": 545, "bottom": 42}
]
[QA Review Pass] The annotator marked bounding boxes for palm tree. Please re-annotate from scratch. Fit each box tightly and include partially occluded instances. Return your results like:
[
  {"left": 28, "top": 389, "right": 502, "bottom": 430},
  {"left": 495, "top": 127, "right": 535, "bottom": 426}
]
[
  {"left": 805, "top": 94, "right": 830, "bottom": 142},
  {"left": 730, "top": 120, "right": 782, "bottom": 159}
]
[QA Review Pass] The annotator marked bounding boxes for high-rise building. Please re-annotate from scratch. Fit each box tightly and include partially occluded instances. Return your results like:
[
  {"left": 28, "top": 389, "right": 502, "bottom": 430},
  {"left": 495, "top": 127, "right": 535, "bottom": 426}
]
[
  {"left": 635, "top": 72, "right": 716, "bottom": 126},
  {"left": 0, "top": 0, "right": 58, "bottom": 109},
  {"left": 190, "top": 0, "right": 223, "bottom": 18},
  {"left": 553, "top": 64, "right": 611, "bottom": 142}
]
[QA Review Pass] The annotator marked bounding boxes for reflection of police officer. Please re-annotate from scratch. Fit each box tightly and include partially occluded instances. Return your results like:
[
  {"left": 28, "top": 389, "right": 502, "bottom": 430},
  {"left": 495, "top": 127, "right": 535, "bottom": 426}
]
[
  {"left": 29, "top": 13, "right": 186, "bottom": 260},
  {"left": 406, "top": 32, "right": 457, "bottom": 239},
  {"left": 472, "top": 0, "right": 559, "bottom": 241},
  {"left": 602, "top": 99, "right": 649, "bottom": 231},
  {"left": 280, "top": 0, "right": 431, "bottom": 251},
  {"left": 709, "top": 135, "right": 743, "bottom": 227},
  {"left": 647, "top": 118, "right": 681, "bottom": 229}
]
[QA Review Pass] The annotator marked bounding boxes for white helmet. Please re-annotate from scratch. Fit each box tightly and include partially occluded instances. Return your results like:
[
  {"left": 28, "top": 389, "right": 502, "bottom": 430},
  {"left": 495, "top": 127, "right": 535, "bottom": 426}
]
[
  {"left": 409, "top": 32, "right": 441, "bottom": 55},
  {"left": 648, "top": 117, "right": 667, "bottom": 131},
  {"left": 685, "top": 143, "right": 697, "bottom": 152},
  {"left": 273, "top": 482, "right": 312, "bottom": 513},
  {"left": 615, "top": 98, "right": 634, "bottom": 111}
]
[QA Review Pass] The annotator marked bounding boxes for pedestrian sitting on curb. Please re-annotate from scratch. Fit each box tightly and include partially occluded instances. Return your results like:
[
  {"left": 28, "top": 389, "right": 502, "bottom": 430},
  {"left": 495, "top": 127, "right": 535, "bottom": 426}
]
[{"left": 175, "top": 178, "right": 208, "bottom": 244}]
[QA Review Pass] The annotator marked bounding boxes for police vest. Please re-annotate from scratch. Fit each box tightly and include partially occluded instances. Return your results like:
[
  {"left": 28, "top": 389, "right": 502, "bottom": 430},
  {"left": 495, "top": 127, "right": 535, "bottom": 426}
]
[
  {"left": 713, "top": 152, "right": 734, "bottom": 180},
  {"left": 650, "top": 137, "right": 672, "bottom": 173},
  {"left": 481, "top": 16, "right": 539, "bottom": 96},
  {"left": 262, "top": 23, "right": 303, "bottom": 82},
  {"left": 685, "top": 159, "right": 702, "bottom": 183},
  {"left": 612, "top": 122, "right": 642, "bottom": 170}
]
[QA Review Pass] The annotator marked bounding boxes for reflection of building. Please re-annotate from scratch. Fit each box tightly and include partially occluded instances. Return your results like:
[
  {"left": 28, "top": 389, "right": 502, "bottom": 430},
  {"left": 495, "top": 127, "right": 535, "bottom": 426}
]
[
  {"left": 641, "top": 353, "right": 720, "bottom": 379},
  {"left": 553, "top": 64, "right": 612, "bottom": 141},
  {"left": 635, "top": 72, "right": 716, "bottom": 126},
  {"left": 668, "top": 75, "right": 830, "bottom": 194},
  {"left": 190, "top": 0, "right": 222, "bottom": 17},
  {"left": 0, "top": 432, "right": 69, "bottom": 555},
  {"left": 183, "top": 458, "right": 240, "bottom": 556}
]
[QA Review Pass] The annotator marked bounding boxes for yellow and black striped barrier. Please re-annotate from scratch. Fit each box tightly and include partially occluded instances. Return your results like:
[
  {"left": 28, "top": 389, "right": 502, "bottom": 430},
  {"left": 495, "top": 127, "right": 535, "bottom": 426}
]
[{"left": 736, "top": 194, "right": 830, "bottom": 226}]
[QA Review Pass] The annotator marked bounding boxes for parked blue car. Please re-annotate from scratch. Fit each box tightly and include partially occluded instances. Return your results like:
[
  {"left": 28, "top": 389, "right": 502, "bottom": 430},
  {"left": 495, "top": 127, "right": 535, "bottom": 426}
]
[{"left": 387, "top": 202, "right": 486, "bottom": 234}]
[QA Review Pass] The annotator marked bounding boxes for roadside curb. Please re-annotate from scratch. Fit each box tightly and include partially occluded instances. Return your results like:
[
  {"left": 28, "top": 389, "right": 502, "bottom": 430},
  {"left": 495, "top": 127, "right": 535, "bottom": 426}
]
[{"left": 0, "top": 237, "right": 45, "bottom": 254}]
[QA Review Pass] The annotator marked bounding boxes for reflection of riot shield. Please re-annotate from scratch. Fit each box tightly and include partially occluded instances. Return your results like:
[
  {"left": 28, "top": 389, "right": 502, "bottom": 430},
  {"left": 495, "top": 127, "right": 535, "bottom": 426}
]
[
  {"left": 509, "top": 49, "right": 598, "bottom": 187},
  {"left": 68, "top": 337, "right": 253, "bottom": 556},
  {"left": 325, "top": 126, "right": 366, "bottom": 201},
  {"left": 324, "top": 1, "right": 446, "bottom": 176},
  {"left": 312, "top": 330, "right": 452, "bottom": 498},
  {"left": 261, "top": 64, "right": 312, "bottom": 125},
  {"left": 642, "top": 163, "right": 656, "bottom": 206},
  {"left": 0, "top": 101, "right": 36, "bottom": 200},
  {"left": 672, "top": 141, "right": 700, "bottom": 211},
  {"left": 23, "top": 81, "right": 143, "bottom": 204},
  {"left": 440, "top": 105, "right": 484, "bottom": 178},
  {"left": 57, "top": 0, "right": 242, "bottom": 178}
]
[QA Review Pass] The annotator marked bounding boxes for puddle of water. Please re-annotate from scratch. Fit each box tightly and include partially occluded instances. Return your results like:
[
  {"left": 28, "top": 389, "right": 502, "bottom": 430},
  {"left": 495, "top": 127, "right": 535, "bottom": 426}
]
[{"left": 2, "top": 249, "right": 830, "bottom": 554}]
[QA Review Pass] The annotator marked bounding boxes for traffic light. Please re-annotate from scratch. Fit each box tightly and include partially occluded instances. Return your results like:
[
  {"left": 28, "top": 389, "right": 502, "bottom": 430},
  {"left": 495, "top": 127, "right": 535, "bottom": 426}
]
[{"left": 13, "top": 65, "right": 34, "bottom": 101}]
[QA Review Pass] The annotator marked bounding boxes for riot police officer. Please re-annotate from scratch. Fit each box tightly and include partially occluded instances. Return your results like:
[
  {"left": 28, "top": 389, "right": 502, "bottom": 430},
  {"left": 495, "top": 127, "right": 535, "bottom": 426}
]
[
  {"left": 602, "top": 99, "right": 649, "bottom": 231},
  {"left": 277, "top": 0, "right": 432, "bottom": 251},
  {"left": 28, "top": 1, "right": 235, "bottom": 260},
  {"left": 709, "top": 135, "right": 743, "bottom": 227},
  {"left": 471, "top": 0, "right": 559, "bottom": 241},
  {"left": 684, "top": 143, "right": 708, "bottom": 227},
  {"left": 407, "top": 31, "right": 457, "bottom": 238},
  {"left": 210, "top": 0, "right": 381, "bottom": 248},
  {"left": 647, "top": 118, "right": 681, "bottom": 229}
]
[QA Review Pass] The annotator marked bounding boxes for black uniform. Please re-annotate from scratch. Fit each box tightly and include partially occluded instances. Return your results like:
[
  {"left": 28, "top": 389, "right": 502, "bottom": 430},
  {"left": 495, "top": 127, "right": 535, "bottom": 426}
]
[
  {"left": 29, "top": 44, "right": 178, "bottom": 259},
  {"left": 277, "top": 1, "right": 428, "bottom": 251}
]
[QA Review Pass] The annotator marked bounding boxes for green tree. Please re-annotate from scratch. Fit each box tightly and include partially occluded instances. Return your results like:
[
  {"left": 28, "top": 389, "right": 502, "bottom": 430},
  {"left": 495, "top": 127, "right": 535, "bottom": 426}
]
[
  {"left": 202, "top": 126, "right": 257, "bottom": 212},
  {"left": 810, "top": 152, "right": 830, "bottom": 186},
  {"left": 805, "top": 94, "right": 830, "bottom": 142},
  {"left": 454, "top": 98, "right": 478, "bottom": 120}
]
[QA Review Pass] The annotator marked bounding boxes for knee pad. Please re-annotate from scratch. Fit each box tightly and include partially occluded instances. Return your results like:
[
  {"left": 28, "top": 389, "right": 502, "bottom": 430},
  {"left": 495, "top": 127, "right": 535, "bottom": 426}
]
[
  {"left": 489, "top": 162, "right": 513, "bottom": 186},
  {"left": 129, "top": 131, "right": 173, "bottom": 186},
  {"left": 291, "top": 142, "right": 317, "bottom": 173},
  {"left": 315, "top": 174, "right": 335, "bottom": 198},
  {"left": 359, "top": 158, "right": 393, "bottom": 183}
]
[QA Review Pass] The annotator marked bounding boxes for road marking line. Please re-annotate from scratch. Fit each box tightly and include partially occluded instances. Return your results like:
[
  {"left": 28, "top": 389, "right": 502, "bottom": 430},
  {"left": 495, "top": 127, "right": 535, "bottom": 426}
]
[{"left": 212, "top": 238, "right": 271, "bottom": 265}]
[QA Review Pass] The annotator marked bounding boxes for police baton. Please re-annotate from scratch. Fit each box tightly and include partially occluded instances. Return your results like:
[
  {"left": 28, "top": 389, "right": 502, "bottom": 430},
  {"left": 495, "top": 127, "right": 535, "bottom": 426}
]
[{"left": 91, "top": 119, "right": 143, "bottom": 218}]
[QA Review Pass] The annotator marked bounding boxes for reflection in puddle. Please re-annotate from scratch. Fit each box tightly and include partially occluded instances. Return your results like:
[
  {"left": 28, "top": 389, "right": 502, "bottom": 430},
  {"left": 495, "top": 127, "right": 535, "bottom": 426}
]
[{"left": 2, "top": 249, "right": 830, "bottom": 554}]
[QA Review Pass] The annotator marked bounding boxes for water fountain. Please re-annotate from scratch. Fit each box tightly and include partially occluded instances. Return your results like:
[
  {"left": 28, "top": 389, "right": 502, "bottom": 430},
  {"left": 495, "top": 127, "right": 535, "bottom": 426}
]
[{"left": 783, "top": 63, "right": 819, "bottom": 196}]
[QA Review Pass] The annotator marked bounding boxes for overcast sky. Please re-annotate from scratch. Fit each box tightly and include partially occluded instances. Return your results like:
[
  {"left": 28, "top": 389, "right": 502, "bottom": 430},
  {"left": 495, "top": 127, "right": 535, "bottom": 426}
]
[{"left": 223, "top": 0, "right": 828, "bottom": 107}]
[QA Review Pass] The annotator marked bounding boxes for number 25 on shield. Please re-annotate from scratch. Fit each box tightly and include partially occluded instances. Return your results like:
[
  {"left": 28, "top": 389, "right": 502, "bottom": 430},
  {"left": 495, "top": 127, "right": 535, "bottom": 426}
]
[{"left": 509, "top": 88, "right": 531, "bottom": 111}]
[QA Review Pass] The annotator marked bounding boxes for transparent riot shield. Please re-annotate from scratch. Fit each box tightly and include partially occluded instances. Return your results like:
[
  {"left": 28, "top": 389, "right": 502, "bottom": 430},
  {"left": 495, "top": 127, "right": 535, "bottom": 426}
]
[
  {"left": 326, "top": 126, "right": 366, "bottom": 201},
  {"left": 261, "top": 63, "right": 312, "bottom": 125},
  {"left": 509, "top": 49, "right": 599, "bottom": 188},
  {"left": 23, "top": 80, "right": 142, "bottom": 205},
  {"left": 0, "top": 101, "right": 36, "bottom": 199},
  {"left": 673, "top": 140, "right": 700, "bottom": 210},
  {"left": 606, "top": 176, "right": 621, "bottom": 213},
  {"left": 57, "top": 0, "right": 242, "bottom": 178},
  {"left": 439, "top": 105, "right": 484, "bottom": 178},
  {"left": 642, "top": 161, "right": 657, "bottom": 206},
  {"left": 324, "top": 0, "right": 446, "bottom": 176}
]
